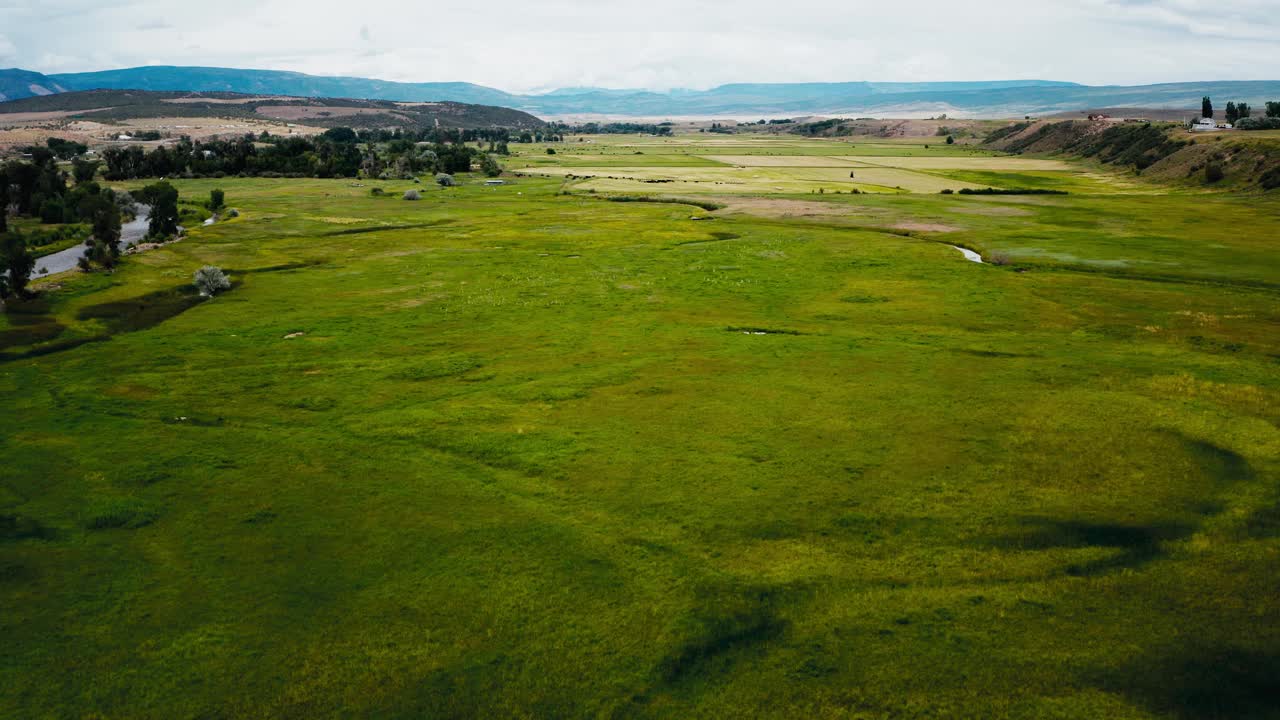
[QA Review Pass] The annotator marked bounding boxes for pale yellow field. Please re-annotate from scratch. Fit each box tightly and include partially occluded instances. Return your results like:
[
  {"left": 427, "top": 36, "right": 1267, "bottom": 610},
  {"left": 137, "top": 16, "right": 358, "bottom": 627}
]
[
  {"left": 512, "top": 164, "right": 984, "bottom": 194},
  {"left": 702, "top": 155, "right": 862, "bottom": 167},
  {"left": 847, "top": 156, "right": 1078, "bottom": 171}
]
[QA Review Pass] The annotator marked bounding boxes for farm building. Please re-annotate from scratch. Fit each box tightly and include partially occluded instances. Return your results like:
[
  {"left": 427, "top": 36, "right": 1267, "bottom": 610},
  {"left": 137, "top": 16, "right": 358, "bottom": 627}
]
[{"left": 1192, "top": 118, "right": 1217, "bottom": 132}]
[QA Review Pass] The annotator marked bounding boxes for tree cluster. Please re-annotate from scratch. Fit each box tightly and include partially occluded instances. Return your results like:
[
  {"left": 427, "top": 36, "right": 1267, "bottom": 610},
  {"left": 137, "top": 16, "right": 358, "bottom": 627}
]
[{"left": 98, "top": 130, "right": 501, "bottom": 181}]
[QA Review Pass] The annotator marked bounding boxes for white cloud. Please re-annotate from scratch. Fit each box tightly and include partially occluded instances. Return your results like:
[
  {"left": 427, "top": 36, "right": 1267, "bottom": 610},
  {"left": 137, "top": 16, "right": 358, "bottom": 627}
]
[{"left": 2, "top": 0, "right": 1277, "bottom": 91}]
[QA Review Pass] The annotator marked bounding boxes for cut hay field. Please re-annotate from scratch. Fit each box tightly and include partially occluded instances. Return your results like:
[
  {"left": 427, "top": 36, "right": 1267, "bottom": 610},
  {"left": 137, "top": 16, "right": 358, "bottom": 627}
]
[
  {"left": 2, "top": 134, "right": 1279, "bottom": 719},
  {"left": 514, "top": 135, "right": 1116, "bottom": 194}
]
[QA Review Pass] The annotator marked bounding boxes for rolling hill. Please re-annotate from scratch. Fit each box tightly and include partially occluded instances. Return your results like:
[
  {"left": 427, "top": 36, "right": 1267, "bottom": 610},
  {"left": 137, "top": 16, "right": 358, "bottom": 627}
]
[
  {"left": 2, "top": 66, "right": 1279, "bottom": 118},
  {"left": 0, "top": 89, "right": 544, "bottom": 130}
]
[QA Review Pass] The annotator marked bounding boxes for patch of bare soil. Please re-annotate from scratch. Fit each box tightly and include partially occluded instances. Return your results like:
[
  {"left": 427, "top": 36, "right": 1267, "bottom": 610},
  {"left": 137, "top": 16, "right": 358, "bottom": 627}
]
[{"left": 0, "top": 108, "right": 115, "bottom": 124}]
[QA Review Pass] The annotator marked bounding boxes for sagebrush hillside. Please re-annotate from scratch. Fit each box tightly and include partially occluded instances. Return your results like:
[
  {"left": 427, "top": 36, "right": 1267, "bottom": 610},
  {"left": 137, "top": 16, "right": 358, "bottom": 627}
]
[
  {"left": 0, "top": 89, "right": 545, "bottom": 130},
  {"left": 985, "top": 120, "right": 1280, "bottom": 191}
]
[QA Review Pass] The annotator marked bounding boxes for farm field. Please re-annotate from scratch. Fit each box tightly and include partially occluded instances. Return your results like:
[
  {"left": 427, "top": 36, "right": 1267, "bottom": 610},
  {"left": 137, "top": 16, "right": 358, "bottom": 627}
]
[
  {"left": 512, "top": 134, "right": 1125, "bottom": 194},
  {"left": 2, "top": 134, "right": 1280, "bottom": 718}
]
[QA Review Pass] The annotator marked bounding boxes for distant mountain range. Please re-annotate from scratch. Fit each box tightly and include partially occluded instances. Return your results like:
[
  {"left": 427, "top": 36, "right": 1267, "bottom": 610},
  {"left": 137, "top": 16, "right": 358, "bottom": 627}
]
[{"left": 3, "top": 66, "right": 1280, "bottom": 118}]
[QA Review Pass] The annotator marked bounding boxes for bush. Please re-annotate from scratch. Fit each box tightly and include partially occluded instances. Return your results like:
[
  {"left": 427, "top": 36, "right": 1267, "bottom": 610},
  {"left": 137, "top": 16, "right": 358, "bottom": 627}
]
[
  {"left": 1234, "top": 117, "right": 1280, "bottom": 131},
  {"left": 370, "top": 187, "right": 385, "bottom": 196},
  {"left": 546, "top": 148, "right": 557, "bottom": 155},
  {"left": 403, "top": 189, "right": 421, "bottom": 200},
  {"left": 209, "top": 188, "right": 225, "bottom": 211},
  {"left": 39, "top": 198, "right": 67, "bottom": 224},
  {"left": 1204, "top": 163, "right": 1225, "bottom": 184},
  {"left": 988, "top": 251, "right": 1013, "bottom": 266},
  {"left": 1260, "top": 166, "right": 1280, "bottom": 191},
  {"left": 193, "top": 265, "right": 231, "bottom": 296},
  {"left": 435, "top": 173, "right": 455, "bottom": 187}
]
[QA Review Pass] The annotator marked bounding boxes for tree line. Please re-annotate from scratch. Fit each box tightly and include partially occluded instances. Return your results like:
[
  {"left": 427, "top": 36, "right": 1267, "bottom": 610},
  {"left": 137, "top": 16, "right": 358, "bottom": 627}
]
[
  {"left": 96, "top": 128, "right": 504, "bottom": 181},
  {"left": 1201, "top": 96, "right": 1280, "bottom": 128}
]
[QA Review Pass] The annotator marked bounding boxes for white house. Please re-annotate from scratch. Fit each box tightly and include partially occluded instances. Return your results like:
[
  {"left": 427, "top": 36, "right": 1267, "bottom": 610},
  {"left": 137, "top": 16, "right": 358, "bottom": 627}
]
[{"left": 1192, "top": 118, "right": 1218, "bottom": 132}]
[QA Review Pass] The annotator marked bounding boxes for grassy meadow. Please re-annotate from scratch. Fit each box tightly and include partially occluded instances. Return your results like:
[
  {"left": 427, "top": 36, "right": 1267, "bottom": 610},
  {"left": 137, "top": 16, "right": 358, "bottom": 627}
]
[{"left": 2, "top": 134, "right": 1279, "bottom": 718}]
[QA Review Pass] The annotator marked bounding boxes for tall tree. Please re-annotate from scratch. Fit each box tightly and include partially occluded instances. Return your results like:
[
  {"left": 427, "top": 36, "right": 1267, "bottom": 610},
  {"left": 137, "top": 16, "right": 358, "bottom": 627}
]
[
  {"left": 0, "top": 166, "right": 8, "bottom": 234},
  {"left": 72, "top": 159, "right": 99, "bottom": 184},
  {"left": 138, "top": 181, "right": 180, "bottom": 239},
  {"left": 1236, "top": 102, "right": 1251, "bottom": 119},
  {"left": 1225, "top": 102, "right": 1239, "bottom": 124},
  {"left": 0, "top": 231, "right": 35, "bottom": 298},
  {"left": 1268, "top": 101, "right": 1280, "bottom": 118},
  {"left": 1202, "top": 96, "right": 1214, "bottom": 119}
]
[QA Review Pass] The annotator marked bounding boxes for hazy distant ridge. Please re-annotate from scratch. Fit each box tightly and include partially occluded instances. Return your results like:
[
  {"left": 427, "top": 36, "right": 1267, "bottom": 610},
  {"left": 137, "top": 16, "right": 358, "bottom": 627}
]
[{"left": 3, "top": 66, "right": 1279, "bottom": 117}]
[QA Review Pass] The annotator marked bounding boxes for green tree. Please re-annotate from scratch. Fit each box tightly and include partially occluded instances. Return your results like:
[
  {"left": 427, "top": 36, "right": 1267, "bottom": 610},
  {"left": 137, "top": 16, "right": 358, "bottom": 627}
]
[
  {"left": 945, "top": 135, "right": 955, "bottom": 145},
  {"left": 72, "top": 158, "right": 99, "bottom": 184},
  {"left": 1236, "top": 102, "right": 1251, "bottom": 119},
  {"left": 1267, "top": 101, "right": 1280, "bottom": 118},
  {"left": 479, "top": 153, "right": 502, "bottom": 177},
  {"left": 1202, "top": 96, "right": 1214, "bottom": 119},
  {"left": 39, "top": 197, "right": 66, "bottom": 224},
  {"left": 1225, "top": 102, "right": 1238, "bottom": 124},
  {"left": 0, "top": 231, "right": 35, "bottom": 298},
  {"left": 138, "top": 181, "right": 180, "bottom": 239},
  {"left": 90, "top": 195, "right": 122, "bottom": 256},
  {"left": 209, "top": 188, "right": 225, "bottom": 212}
]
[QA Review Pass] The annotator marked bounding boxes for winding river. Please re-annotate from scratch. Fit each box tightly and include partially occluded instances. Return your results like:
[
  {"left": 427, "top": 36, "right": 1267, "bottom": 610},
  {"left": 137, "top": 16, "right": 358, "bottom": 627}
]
[{"left": 34, "top": 205, "right": 152, "bottom": 277}]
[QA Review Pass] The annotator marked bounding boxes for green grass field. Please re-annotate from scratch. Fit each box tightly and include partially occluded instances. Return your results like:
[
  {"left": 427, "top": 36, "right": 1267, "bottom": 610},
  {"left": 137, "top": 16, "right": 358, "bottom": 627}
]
[{"left": 2, "top": 134, "right": 1279, "bottom": 718}]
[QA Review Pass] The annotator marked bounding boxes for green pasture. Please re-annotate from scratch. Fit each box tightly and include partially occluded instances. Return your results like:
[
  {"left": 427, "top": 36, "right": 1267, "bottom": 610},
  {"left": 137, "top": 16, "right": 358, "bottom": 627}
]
[{"left": 2, "top": 137, "right": 1279, "bottom": 719}]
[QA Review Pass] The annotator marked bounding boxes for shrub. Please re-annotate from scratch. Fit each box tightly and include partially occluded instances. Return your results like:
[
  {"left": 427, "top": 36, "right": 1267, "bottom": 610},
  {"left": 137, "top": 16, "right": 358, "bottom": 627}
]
[
  {"left": 209, "top": 188, "right": 225, "bottom": 211},
  {"left": 939, "top": 189, "right": 954, "bottom": 195},
  {"left": 1204, "top": 163, "right": 1225, "bottom": 184},
  {"left": 1234, "top": 117, "right": 1280, "bottom": 131},
  {"left": 403, "top": 189, "right": 421, "bottom": 201},
  {"left": 435, "top": 173, "right": 455, "bottom": 187},
  {"left": 546, "top": 148, "right": 557, "bottom": 155},
  {"left": 1256, "top": 165, "right": 1280, "bottom": 190},
  {"left": 193, "top": 265, "right": 231, "bottom": 296},
  {"left": 370, "top": 187, "right": 385, "bottom": 196},
  {"left": 988, "top": 251, "right": 1013, "bottom": 266}
]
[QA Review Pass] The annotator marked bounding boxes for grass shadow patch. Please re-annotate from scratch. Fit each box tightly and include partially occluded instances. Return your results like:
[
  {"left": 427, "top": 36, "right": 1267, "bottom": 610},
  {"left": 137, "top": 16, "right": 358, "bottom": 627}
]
[
  {"left": 994, "top": 519, "right": 1193, "bottom": 576},
  {"left": 76, "top": 285, "right": 207, "bottom": 334},
  {"left": 726, "top": 326, "right": 806, "bottom": 336},
  {"left": 955, "top": 348, "right": 1039, "bottom": 359},
  {"left": 390, "top": 355, "right": 483, "bottom": 382},
  {"left": 83, "top": 496, "right": 159, "bottom": 530},
  {"left": 0, "top": 321, "right": 66, "bottom": 350},
  {"left": 0, "top": 334, "right": 108, "bottom": 363},
  {"left": 1103, "top": 644, "right": 1280, "bottom": 720},
  {"left": 1175, "top": 434, "right": 1253, "bottom": 485},
  {"left": 318, "top": 220, "right": 453, "bottom": 236},
  {"left": 0, "top": 514, "right": 56, "bottom": 541},
  {"left": 673, "top": 231, "right": 742, "bottom": 247},
  {"left": 655, "top": 581, "right": 796, "bottom": 687}
]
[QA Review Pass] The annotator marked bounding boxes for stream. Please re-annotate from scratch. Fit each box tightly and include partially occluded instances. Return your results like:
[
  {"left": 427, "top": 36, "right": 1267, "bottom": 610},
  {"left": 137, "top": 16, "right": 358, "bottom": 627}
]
[
  {"left": 951, "top": 245, "right": 983, "bottom": 263},
  {"left": 34, "top": 205, "right": 152, "bottom": 277}
]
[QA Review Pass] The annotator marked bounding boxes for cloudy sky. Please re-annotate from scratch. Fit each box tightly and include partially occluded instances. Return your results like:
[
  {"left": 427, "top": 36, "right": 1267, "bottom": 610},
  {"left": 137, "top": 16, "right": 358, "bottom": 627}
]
[{"left": 1, "top": 0, "right": 1277, "bottom": 92}]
